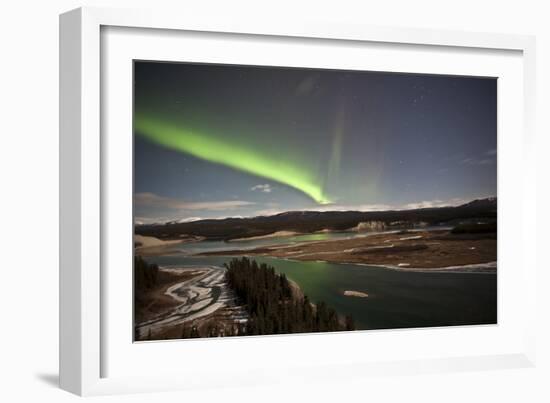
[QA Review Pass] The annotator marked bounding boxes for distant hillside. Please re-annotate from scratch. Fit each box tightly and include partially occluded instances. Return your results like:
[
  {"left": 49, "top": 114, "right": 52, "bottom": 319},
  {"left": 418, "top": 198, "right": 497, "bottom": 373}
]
[
  {"left": 135, "top": 197, "right": 497, "bottom": 241},
  {"left": 457, "top": 197, "right": 497, "bottom": 211}
]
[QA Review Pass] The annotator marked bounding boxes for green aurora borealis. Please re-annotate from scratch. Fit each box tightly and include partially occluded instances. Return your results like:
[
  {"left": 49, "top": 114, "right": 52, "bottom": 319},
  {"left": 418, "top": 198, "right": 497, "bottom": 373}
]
[
  {"left": 134, "top": 61, "right": 497, "bottom": 223},
  {"left": 135, "top": 115, "right": 331, "bottom": 204}
]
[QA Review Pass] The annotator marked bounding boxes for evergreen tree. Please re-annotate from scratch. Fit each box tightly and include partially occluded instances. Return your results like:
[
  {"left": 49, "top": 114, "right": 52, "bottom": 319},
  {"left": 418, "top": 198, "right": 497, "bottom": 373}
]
[
  {"left": 345, "top": 315, "right": 355, "bottom": 331},
  {"left": 224, "top": 257, "right": 354, "bottom": 336}
]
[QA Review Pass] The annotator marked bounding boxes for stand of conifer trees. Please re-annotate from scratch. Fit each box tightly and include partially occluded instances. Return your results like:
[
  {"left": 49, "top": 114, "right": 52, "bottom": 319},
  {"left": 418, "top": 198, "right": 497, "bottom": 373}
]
[
  {"left": 134, "top": 255, "right": 159, "bottom": 291},
  {"left": 225, "top": 257, "right": 354, "bottom": 335}
]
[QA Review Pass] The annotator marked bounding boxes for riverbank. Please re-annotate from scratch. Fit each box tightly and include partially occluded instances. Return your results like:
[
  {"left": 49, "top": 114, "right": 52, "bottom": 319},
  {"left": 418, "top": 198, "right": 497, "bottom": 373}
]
[
  {"left": 135, "top": 266, "right": 248, "bottom": 341},
  {"left": 198, "top": 229, "right": 496, "bottom": 272},
  {"left": 135, "top": 234, "right": 204, "bottom": 256}
]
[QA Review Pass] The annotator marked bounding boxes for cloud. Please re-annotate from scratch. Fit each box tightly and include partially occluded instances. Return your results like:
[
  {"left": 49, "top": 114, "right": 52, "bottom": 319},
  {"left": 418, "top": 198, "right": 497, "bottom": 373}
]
[
  {"left": 258, "top": 199, "right": 469, "bottom": 214},
  {"left": 295, "top": 74, "right": 320, "bottom": 96},
  {"left": 250, "top": 184, "right": 272, "bottom": 193},
  {"left": 254, "top": 199, "right": 468, "bottom": 216},
  {"left": 134, "top": 216, "right": 172, "bottom": 225},
  {"left": 171, "top": 217, "right": 203, "bottom": 223},
  {"left": 253, "top": 203, "right": 392, "bottom": 216},
  {"left": 308, "top": 203, "right": 393, "bottom": 212},
  {"left": 134, "top": 192, "right": 255, "bottom": 211},
  {"left": 135, "top": 216, "right": 204, "bottom": 225},
  {"left": 459, "top": 149, "right": 497, "bottom": 166},
  {"left": 401, "top": 198, "right": 466, "bottom": 210},
  {"left": 254, "top": 208, "right": 285, "bottom": 216},
  {"left": 461, "top": 157, "right": 495, "bottom": 166},
  {"left": 401, "top": 200, "right": 444, "bottom": 210}
]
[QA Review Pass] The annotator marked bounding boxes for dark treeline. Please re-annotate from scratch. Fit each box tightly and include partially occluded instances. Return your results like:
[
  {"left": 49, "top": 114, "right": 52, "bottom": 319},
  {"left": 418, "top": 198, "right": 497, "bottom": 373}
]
[
  {"left": 134, "top": 255, "right": 159, "bottom": 291},
  {"left": 180, "top": 319, "right": 247, "bottom": 339},
  {"left": 225, "top": 257, "right": 354, "bottom": 335},
  {"left": 134, "top": 255, "right": 160, "bottom": 330},
  {"left": 451, "top": 222, "right": 497, "bottom": 234}
]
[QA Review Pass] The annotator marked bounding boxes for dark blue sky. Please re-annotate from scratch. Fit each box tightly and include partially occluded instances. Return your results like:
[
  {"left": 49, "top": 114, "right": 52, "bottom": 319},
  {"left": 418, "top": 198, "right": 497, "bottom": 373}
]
[{"left": 134, "top": 61, "right": 496, "bottom": 224}]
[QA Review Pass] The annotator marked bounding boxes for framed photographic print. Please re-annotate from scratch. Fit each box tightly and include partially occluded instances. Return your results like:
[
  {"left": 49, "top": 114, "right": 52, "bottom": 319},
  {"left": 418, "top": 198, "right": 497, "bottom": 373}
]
[
  {"left": 133, "top": 61, "right": 498, "bottom": 341},
  {"left": 60, "top": 7, "right": 537, "bottom": 396}
]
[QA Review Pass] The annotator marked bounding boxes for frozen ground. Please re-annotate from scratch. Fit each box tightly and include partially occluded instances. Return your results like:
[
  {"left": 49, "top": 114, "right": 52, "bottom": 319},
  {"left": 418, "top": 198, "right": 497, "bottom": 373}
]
[{"left": 136, "top": 265, "right": 247, "bottom": 339}]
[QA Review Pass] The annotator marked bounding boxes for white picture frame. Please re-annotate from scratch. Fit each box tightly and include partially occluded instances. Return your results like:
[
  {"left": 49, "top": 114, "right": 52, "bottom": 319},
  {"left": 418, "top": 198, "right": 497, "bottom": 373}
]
[{"left": 59, "top": 6, "right": 537, "bottom": 396}]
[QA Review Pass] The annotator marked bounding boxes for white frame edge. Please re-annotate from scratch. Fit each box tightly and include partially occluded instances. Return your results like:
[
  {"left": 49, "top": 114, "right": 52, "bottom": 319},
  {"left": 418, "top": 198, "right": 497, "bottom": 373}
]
[
  {"left": 60, "top": 7, "right": 102, "bottom": 396},
  {"left": 59, "top": 6, "right": 537, "bottom": 396}
]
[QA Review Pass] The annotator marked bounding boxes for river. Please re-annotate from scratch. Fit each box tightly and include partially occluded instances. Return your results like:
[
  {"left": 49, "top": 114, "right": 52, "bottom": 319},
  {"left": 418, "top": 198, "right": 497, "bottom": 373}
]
[{"left": 143, "top": 231, "right": 496, "bottom": 330}]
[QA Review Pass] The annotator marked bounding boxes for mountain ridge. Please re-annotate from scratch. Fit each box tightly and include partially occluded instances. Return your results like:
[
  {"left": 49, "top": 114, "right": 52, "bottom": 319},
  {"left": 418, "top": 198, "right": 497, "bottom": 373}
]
[{"left": 136, "top": 197, "right": 497, "bottom": 241}]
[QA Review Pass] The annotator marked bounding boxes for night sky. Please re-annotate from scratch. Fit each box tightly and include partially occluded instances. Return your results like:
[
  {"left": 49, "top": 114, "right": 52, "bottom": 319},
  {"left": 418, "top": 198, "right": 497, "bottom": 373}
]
[{"left": 134, "top": 61, "right": 496, "bottom": 224}]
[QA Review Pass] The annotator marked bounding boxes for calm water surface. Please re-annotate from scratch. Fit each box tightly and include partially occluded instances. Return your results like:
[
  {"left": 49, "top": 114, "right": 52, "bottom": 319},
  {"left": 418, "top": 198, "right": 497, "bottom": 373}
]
[{"left": 172, "top": 231, "right": 365, "bottom": 254}]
